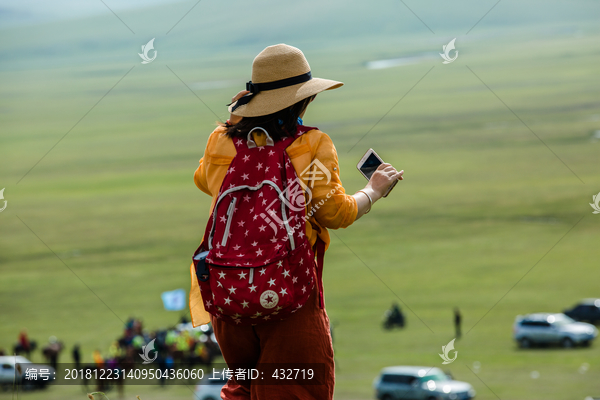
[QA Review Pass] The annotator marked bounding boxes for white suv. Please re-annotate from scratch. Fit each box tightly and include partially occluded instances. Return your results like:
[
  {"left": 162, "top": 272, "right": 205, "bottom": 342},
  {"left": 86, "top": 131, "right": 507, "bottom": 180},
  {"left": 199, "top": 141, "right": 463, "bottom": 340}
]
[
  {"left": 513, "top": 313, "right": 598, "bottom": 348},
  {"left": 373, "top": 366, "right": 475, "bottom": 400}
]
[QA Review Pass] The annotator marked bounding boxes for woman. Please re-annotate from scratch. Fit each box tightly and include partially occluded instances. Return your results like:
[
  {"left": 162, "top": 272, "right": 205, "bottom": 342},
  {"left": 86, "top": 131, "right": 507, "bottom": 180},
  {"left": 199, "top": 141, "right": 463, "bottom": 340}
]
[{"left": 189, "top": 44, "right": 403, "bottom": 399}]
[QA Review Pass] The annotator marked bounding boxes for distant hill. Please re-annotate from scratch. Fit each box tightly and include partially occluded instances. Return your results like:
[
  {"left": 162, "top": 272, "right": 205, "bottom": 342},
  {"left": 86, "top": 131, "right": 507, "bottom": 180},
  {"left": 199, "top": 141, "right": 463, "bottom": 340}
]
[{"left": 1, "top": 0, "right": 598, "bottom": 71}]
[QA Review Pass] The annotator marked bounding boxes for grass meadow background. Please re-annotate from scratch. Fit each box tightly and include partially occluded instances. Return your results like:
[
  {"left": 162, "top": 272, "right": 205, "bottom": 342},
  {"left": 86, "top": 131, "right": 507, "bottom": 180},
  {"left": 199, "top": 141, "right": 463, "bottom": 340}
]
[{"left": 1, "top": 0, "right": 599, "bottom": 399}]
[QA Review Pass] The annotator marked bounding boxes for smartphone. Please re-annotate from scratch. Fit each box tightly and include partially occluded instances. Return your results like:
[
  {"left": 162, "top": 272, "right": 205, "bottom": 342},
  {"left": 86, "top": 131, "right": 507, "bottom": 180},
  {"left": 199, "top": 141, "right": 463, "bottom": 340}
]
[{"left": 356, "top": 148, "right": 398, "bottom": 198}]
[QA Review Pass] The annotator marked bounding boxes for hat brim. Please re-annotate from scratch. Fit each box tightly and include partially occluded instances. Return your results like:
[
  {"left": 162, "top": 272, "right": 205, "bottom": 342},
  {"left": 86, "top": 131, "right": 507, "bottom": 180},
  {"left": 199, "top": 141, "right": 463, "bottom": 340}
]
[{"left": 228, "top": 77, "right": 343, "bottom": 117}]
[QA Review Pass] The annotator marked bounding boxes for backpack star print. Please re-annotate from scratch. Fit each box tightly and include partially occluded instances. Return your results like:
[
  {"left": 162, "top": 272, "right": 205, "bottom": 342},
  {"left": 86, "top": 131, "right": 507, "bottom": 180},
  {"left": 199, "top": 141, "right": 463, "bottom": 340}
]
[{"left": 192, "top": 126, "right": 325, "bottom": 325}]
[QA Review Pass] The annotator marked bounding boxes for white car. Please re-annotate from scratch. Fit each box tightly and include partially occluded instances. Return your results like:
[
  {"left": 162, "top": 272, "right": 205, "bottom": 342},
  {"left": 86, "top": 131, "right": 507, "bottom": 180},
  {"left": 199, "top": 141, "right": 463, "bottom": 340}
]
[
  {"left": 373, "top": 366, "right": 475, "bottom": 400},
  {"left": 513, "top": 313, "right": 598, "bottom": 348},
  {"left": 0, "top": 356, "right": 54, "bottom": 388},
  {"left": 194, "top": 374, "right": 227, "bottom": 400}
]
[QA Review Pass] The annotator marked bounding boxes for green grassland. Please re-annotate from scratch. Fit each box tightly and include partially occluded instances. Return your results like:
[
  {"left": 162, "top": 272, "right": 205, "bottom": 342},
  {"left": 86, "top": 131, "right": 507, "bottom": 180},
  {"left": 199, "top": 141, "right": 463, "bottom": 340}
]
[{"left": 1, "top": 1, "right": 600, "bottom": 399}]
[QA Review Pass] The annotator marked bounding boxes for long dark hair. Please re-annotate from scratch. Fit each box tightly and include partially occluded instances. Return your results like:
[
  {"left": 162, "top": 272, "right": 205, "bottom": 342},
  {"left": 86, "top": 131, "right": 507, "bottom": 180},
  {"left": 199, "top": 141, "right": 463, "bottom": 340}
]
[{"left": 225, "top": 96, "right": 315, "bottom": 141}]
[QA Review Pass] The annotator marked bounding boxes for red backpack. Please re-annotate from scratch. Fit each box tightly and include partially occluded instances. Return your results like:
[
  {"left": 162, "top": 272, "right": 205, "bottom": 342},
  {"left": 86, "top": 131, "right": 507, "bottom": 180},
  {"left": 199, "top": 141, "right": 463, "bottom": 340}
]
[{"left": 193, "top": 126, "right": 325, "bottom": 325}]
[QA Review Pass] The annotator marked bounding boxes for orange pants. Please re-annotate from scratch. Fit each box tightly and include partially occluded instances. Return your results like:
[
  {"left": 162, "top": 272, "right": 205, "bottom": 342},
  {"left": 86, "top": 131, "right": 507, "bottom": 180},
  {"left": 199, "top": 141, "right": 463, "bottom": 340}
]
[{"left": 211, "top": 286, "right": 334, "bottom": 399}]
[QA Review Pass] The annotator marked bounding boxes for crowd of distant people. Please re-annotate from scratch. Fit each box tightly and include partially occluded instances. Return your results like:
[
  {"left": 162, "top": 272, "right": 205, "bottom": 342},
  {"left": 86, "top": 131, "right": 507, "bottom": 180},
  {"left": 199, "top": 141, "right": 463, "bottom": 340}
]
[
  {"left": 0, "top": 330, "right": 64, "bottom": 370},
  {"left": 92, "top": 316, "right": 221, "bottom": 371},
  {"left": 1, "top": 316, "right": 220, "bottom": 390}
]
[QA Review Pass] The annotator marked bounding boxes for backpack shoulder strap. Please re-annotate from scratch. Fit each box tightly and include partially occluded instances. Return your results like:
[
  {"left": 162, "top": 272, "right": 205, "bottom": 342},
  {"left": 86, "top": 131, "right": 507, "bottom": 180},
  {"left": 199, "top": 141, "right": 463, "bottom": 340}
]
[{"left": 314, "top": 236, "right": 326, "bottom": 309}]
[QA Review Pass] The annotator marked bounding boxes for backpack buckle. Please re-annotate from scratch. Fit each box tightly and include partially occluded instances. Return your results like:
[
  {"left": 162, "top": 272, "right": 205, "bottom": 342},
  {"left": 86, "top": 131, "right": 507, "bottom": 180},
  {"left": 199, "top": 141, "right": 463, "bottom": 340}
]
[{"left": 247, "top": 127, "right": 274, "bottom": 148}]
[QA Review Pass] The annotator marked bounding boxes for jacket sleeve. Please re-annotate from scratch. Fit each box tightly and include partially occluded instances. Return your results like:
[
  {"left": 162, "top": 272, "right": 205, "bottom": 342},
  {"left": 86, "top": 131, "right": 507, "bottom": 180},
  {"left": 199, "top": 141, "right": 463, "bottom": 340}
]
[
  {"left": 194, "top": 131, "right": 216, "bottom": 196},
  {"left": 308, "top": 132, "right": 357, "bottom": 229}
]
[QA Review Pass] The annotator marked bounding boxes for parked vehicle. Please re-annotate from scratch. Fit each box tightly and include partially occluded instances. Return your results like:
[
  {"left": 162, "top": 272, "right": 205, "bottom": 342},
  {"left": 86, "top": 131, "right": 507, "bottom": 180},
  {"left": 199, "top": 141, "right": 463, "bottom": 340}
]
[
  {"left": 513, "top": 313, "right": 598, "bottom": 348},
  {"left": 0, "top": 356, "right": 55, "bottom": 389},
  {"left": 373, "top": 366, "right": 475, "bottom": 400},
  {"left": 563, "top": 299, "right": 600, "bottom": 324},
  {"left": 194, "top": 374, "right": 227, "bottom": 400}
]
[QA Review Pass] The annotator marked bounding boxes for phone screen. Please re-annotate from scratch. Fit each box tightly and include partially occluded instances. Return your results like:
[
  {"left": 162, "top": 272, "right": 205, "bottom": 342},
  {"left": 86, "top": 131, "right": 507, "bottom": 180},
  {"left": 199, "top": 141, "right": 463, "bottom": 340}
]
[{"left": 359, "top": 152, "right": 382, "bottom": 179}]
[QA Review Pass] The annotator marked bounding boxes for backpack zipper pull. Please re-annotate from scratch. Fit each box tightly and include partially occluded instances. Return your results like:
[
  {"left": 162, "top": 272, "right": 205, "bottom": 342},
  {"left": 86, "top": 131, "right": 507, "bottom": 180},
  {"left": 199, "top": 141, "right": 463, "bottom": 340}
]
[
  {"left": 221, "top": 197, "right": 237, "bottom": 247},
  {"left": 249, "top": 268, "right": 254, "bottom": 284}
]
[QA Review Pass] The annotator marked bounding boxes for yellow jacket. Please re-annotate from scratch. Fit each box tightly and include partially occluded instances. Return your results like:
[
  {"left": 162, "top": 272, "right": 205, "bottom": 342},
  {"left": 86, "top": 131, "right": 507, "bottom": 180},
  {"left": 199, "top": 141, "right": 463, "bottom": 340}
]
[{"left": 189, "top": 125, "right": 357, "bottom": 326}]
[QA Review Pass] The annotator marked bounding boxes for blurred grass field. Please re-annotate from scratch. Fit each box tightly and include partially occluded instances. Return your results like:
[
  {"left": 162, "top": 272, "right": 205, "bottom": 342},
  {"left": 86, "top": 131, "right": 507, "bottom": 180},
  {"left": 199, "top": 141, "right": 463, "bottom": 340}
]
[{"left": 1, "top": 1, "right": 600, "bottom": 399}]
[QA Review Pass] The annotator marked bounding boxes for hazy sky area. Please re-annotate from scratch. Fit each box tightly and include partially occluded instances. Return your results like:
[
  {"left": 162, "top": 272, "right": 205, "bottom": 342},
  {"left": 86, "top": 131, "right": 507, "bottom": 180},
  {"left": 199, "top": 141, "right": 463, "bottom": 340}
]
[
  {"left": 2, "top": 0, "right": 596, "bottom": 35},
  {"left": 0, "top": 0, "right": 184, "bottom": 27}
]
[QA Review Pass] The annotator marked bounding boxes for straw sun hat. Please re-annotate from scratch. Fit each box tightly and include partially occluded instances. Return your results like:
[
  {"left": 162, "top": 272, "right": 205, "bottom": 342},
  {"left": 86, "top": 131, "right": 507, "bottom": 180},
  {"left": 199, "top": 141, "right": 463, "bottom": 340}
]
[{"left": 228, "top": 44, "right": 343, "bottom": 117}]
